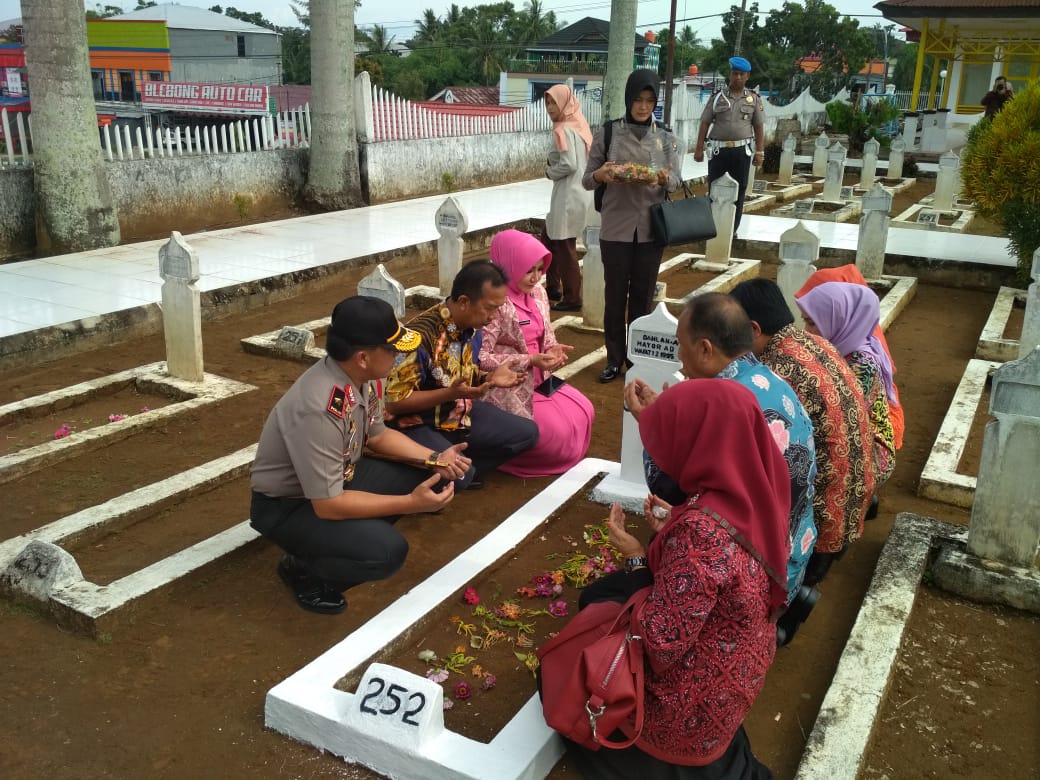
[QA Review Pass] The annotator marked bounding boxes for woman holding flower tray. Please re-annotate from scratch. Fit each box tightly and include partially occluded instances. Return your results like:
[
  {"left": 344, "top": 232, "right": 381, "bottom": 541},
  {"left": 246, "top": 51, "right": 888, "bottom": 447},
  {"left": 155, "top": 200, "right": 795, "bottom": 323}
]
[{"left": 583, "top": 69, "right": 681, "bottom": 383}]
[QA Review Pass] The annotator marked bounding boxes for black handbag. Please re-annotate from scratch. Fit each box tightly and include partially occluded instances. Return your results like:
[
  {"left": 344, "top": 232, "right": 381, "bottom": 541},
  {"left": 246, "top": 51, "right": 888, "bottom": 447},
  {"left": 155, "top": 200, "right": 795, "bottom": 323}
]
[{"left": 649, "top": 184, "right": 717, "bottom": 247}]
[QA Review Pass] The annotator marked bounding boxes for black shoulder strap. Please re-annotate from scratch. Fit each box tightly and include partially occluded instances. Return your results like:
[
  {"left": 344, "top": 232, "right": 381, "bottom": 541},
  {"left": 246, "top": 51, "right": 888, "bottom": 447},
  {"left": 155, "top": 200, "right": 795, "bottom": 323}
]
[{"left": 603, "top": 119, "right": 613, "bottom": 154}]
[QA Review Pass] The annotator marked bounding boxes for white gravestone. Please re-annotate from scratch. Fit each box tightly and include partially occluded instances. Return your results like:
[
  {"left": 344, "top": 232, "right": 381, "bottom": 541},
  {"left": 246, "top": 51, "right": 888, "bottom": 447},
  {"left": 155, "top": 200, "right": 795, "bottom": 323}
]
[
  {"left": 888, "top": 138, "right": 906, "bottom": 180},
  {"left": 856, "top": 183, "right": 893, "bottom": 281},
  {"left": 358, "top": 263, "right": 406, "bottom": 320},
  {"left": 746, "top": 159, "right": 758, "bottom": 200},
  {"left": 1019, "top": 249, "right": 1040, "bottom": 360},
  {"left": 274, "top": 326, "right": 315, "bottom": 357},
  {"left": 812, "top": 132, "right": 829, "bottom": 177},
  {"left": 581, "top": 211, "right": 605, "bottom": 329},
  {"left": 705, "top": 173, "right": 739, "bottom": 263},
  {"left": 0, "top": 540, "right": 83, "bottom": 602},
  {"left": 921, "top": 111, "right": 947, "bottom": 153},
  {"left": 822, "top": 142, "right": 847, "bottom": 202},
  {"left": 345, "top": 663, "right": 446, "bottom": 752},
  {"left": 777, "top": 221, "right": 819, "bottom": 327},
  {"left": 435, "top": 197, "right": 468, "bottom": 297},
  {"left": 778, "top": 134, "right": 796, "bottom": 185},
  {"left": 933, "top": 150, "right": 959, "bottom": 212},
  {"left": 902, "top": 112, "right": 919, "bottom": 149},
  {"left": 860, "top": 137, "right": 880, "bottom": 188},
  {"left": 592, "top": 303, "right": 683, "bottom": 511},
  {"left": 966, "top": 347, "right": 1040, "bottom": 568},
  {"left": 159, "top": 231, "right": 204, "bottom": 382}
]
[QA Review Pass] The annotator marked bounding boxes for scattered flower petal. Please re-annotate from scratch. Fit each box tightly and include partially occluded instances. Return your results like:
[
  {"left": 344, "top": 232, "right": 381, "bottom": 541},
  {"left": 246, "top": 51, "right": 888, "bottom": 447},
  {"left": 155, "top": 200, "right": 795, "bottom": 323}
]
[
  {"left": 481, "top": 674, "right": 497, "bottom": 691},
  {"left": 462, "top": 586, "right": 480, "bottom": 605},
  {"left": 426, "top": 668, "right": 449, "bottom": 683},
  {"left": 417, "top": 649, "right": 438, "bottom": 663},
  {"left": 454, "top": 681, "right": 472, "bottom": 700},
  {"left": 548, "top": 600, "right": 569, "bottom": 617},
  {"left": 442, "top": 699, "right": 454, "bottom": 710}
]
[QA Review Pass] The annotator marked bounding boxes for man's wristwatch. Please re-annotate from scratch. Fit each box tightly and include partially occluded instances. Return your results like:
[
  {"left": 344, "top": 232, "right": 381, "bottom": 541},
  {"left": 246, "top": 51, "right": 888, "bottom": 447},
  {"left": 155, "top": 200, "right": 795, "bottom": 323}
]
[{"left": 625, "top": 556, "right": 648, "bottom": 572}]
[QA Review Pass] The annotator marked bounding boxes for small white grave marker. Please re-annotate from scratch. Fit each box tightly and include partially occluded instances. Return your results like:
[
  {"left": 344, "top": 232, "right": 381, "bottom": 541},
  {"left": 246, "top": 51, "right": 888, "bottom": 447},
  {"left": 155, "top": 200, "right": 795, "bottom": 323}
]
[
  {"left": 967, "top": 348, "right": 1040, "bottom": 568},
  {"left": 777, "top": 221, "right": 819, "bottom": 326},
  {"left": 159, "top": 231, "right": 204, "bottom": 382},
  {"left": 274, "top": 326, "right": 315, "bottom": 356},
  {"left": 592, "top": 303, "right": 683, "bottom": 510},
  {"left": 582, "top": 211, "right": 605, "bottom": 329},
  {"left": 857, "top": 183, "right": 893, "bottom": 280},
  {"left": 812, "top": 132, "right": 829, "bottom": 177},
  {"left": 860, "top": 137, "right": 880, "bottom": 187},
  {"left": 822, "top": 142, "right": 847, "bottom": 202},
  {"left": 435, "top": 197, "right": 468, "bottom": 297},
  {"left": 0, "top": 540, "right": 83, "bottom": 601},
  {"left": 779, "top": 134, "right": 796, "bottom": 185},
  {"left": 917, "top": 209, "right": 939, "bottom": 226},
  {"left": 888, "top": 138, "right": 906, "bottom": 180},
  {"left": 705, "top": 173, "right": 738, "bottom": 262},
  {"left": 345, "top": 663, "right": 445, "bottom": 750},
  {"left": 358, "top": 263, "right": 407, "bottom": 319},
  {"left": 933, "top": 150, "right": 959, "bottom": 212}
]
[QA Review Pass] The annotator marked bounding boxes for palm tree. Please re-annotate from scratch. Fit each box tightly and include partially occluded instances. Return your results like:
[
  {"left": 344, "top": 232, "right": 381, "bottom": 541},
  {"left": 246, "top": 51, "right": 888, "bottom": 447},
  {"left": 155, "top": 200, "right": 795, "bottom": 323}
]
[
  {"left": 413, "top": 9, "right": 440, "bottom": 44},
  {"left": 363, "top": 24, "right": 396, "bottom": 55},
  {"left": 22, "top": 0, "right": 120, "bottom": 253},
  {"left": 678, "top": 25, "right": 700, "bottom": 48},
  {"left": 514, "top": 0, "right": 557, "bottom": 45},
  {"left": 304, "top": 0, "right": 362, "bottom": 209}
]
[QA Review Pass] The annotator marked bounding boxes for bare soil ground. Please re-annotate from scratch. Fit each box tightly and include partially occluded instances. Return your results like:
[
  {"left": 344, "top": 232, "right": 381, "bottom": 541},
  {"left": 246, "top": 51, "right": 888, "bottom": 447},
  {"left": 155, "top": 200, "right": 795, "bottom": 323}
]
[{"left": 1, "top": 229, "right": 1037, "bottom": 779}]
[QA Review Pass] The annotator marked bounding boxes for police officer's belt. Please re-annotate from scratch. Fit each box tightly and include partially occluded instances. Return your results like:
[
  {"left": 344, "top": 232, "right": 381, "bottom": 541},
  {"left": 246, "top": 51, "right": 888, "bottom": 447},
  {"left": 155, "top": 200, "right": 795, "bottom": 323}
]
[{"left": 710, "top": 137, "right": 754, "bottom": 148}]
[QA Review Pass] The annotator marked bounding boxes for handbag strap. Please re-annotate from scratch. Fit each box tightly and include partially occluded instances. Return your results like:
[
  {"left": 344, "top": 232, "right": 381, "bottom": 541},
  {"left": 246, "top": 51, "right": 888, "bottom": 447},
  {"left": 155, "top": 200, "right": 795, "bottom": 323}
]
[{"left": 662, "top": 180, "right": 695, "bottom": 202}]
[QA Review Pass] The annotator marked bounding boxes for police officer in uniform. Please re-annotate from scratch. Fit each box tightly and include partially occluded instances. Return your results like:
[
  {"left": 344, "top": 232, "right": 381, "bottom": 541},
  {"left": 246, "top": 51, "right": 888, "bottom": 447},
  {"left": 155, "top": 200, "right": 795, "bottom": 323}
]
[
  {"left": 250, "top": 296, "right": 471, "bottom": 614},
  {"left": 694, "top": 56, "right": 765, "bottom": 234}
]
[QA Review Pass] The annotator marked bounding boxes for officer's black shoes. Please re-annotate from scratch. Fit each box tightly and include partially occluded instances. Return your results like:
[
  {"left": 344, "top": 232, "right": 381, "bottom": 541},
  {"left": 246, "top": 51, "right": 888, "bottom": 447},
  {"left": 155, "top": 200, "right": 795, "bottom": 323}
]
[
  {"left": 599, "top": 365, "right": 621, "bottom": 383},
  {"left": 294, "top": 584, "right": 347, "bottom": 615},
  {"left": 278, "top": 555, "right": 346, "bottom": 615}
]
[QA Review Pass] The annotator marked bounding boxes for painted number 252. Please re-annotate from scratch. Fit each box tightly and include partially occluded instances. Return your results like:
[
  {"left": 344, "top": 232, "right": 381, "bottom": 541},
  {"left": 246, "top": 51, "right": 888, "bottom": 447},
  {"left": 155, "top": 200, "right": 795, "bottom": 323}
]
[{"left": 358, "top": 677, "right": 425, "bottom": 726}]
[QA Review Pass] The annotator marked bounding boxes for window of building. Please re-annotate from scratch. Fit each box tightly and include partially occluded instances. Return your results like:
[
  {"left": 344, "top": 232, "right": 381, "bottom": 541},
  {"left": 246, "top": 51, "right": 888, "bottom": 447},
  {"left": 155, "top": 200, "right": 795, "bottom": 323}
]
[
  {"left": 118, "top": 70, "right": 135, "bottom": 102},
  {"left": 237, "top": 35, "right": 246, "bottom": 57},
  {"left": 147, "top": 71, "right": 163, "bottom": 82},
  {"left": 91, "top": 70, "right": 104, "bottom": 100}
]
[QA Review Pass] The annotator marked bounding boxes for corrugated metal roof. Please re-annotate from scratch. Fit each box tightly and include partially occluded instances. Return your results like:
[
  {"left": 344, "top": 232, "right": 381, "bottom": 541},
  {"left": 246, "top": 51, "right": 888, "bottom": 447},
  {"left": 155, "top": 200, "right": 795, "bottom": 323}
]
[{"left": 109, "top": 3, "right": 279, "bottom": 35}]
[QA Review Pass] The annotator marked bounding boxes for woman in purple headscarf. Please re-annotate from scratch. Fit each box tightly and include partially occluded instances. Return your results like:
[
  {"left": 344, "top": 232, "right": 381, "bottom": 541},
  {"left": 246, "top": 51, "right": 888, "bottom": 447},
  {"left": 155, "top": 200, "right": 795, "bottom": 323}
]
[
  {"left": 478, "top": 229, "right": 594, "bottom": 477},
  {"left": 797, "top": 281, "right": 896, "bottom": 484}
]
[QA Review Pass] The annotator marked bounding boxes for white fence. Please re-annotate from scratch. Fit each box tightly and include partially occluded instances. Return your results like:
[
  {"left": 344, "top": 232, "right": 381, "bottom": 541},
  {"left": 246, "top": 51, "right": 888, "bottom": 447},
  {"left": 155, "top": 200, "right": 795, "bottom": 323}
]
[{"left": 0, "top": 104, "right": 311, "bottom": 168}]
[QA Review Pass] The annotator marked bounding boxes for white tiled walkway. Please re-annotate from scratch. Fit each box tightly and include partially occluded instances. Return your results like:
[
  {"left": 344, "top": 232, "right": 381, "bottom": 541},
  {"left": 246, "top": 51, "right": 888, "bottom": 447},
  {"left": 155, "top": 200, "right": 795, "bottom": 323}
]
[{"left": 0, "top": 165, "right": 1013, "bottom": 341}]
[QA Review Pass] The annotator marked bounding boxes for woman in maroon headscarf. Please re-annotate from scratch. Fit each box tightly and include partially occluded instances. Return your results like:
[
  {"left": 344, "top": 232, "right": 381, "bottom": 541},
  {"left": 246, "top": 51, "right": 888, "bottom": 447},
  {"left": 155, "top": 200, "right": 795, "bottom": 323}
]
[
  {"left": 567, "top": 379, "right": 790, "bottom": 778},
  {"left": 797, "top": 281, "right": 896, "bottom": 485},
  {"left": 478, "top": 229, "right": 594, "bottom": 477}
]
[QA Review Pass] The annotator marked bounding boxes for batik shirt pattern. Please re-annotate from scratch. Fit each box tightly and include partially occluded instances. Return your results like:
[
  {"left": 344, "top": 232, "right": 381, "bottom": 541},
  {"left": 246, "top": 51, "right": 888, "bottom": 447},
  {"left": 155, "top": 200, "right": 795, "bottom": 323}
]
[
  {"left": 760, "top": 326, "right": 876, "bottom": 553},
  {"left": 846, "top": 350, "right": 896, "bottom": 484}
]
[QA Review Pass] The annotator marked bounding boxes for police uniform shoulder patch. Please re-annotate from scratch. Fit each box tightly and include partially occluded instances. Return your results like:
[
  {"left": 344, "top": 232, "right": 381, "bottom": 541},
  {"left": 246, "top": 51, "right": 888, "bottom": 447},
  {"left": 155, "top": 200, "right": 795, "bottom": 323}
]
[
  {"left": 344, "top": 385, "right": 357, "bottom": 408},
  {"left": 326, "top": 386, "right": 346, "bottom": 419}
]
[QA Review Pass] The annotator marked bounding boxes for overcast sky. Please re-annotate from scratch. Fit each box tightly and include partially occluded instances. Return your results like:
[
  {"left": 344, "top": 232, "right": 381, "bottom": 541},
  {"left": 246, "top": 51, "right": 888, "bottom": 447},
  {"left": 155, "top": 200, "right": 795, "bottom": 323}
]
[{"left": 1, "top": 1, "right": 899, "bottom": 47}]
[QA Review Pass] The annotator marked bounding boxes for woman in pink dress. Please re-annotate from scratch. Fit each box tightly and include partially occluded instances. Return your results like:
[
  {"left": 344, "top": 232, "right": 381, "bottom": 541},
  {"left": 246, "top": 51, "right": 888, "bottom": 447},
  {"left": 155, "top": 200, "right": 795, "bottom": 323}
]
[{"left": 479, "top": 229, "right": 594, "bottom": 477}]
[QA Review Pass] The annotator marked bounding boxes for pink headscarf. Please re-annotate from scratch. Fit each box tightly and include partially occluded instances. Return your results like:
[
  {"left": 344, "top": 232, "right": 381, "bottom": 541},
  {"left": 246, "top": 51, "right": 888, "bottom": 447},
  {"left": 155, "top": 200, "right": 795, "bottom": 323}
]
[
  {"left": 546, "top": 84, "right": 593, "bottom": 154},
  {"left": 489, "top": 229, "right": 551, "bottom": 310}
]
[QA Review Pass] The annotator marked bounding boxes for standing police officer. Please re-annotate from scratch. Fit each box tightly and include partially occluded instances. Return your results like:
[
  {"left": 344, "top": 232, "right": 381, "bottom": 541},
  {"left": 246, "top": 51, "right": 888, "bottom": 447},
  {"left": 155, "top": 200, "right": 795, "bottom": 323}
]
[
  {"left": 250, "top": 296, "right": 471, "bottom": 614},
  {"left": 694, "top": 56, "right": 765, "bottom": 234}
]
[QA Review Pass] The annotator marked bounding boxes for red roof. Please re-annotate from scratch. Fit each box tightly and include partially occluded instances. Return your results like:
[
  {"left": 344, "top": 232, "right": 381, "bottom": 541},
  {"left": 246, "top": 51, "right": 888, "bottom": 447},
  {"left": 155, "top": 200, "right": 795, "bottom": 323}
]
[{"left": 427, "top": 86, "right": 500, "bottom": 105}]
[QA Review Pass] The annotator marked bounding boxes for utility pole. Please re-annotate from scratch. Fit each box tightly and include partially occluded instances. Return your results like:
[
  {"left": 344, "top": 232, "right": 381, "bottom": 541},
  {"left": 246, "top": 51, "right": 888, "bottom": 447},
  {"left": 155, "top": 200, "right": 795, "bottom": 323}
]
[
  {"left": 733, "top": 0, "right": 748, "bottom": 57},
  {"left": 663, "top": 0, "right": 677, "bottom": 124},
  {"left": 603, "top": 0, "right": 638, "bottom": 121}
]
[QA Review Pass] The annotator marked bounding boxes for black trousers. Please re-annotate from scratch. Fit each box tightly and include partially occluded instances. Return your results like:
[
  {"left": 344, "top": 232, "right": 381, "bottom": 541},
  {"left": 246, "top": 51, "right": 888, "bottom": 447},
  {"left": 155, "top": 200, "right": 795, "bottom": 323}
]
[
  {"left": 600, "top": 238, "right": 664, "bottom": 368},
  {"left": 394, "top": 399, "right": 539, "bottom": 487},
  {"left": 249, "top": 457, "right": 428, "bottom": 592},
  {"left": 708, "top": 146, "right": 752, "bottom": 233}
]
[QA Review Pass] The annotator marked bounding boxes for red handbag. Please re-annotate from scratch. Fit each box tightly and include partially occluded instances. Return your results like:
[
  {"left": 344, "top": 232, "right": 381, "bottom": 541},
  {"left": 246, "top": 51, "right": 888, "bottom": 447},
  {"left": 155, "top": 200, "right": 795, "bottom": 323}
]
[{"left": 536, "top": 587, "right": 651, "bottom": 750}]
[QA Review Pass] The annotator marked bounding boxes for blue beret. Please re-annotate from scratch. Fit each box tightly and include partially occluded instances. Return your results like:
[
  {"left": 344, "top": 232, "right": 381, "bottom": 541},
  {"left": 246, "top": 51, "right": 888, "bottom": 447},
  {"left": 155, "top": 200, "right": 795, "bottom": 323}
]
[{"left": 729, "top": 56, "right": 752, "bottom": 72}]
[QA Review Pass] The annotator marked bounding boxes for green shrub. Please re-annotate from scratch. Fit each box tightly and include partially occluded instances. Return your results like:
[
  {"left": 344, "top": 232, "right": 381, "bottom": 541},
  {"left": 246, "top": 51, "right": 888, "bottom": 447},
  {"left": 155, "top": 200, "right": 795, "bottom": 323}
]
[{"left": 961, "top": 81, "right": 1040, "bottom": 284}]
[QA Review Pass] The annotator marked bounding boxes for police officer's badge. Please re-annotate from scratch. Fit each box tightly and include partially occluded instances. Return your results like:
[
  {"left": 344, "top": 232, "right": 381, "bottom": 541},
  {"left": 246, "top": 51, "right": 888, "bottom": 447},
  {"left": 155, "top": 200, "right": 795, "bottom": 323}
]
[{"left": 327, "top": 386, "right": 346, "bottom": 419}]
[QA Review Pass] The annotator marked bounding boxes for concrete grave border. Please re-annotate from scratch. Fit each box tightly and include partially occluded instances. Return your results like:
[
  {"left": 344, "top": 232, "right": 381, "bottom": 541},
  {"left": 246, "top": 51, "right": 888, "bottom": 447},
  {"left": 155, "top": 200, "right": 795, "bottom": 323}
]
[
  {"left": 976, "top": 286, "right": 1027, "bottom": 362},
  {"left": 0, "top": 362, "right": 255, "bottom": 485},
  {"left": 770, "top": 199, "right": 861, "bottom": 223},
  {"left": 892, "top": 203, "right": 975, "bottom": 233},
  {"left": 265, "top": 458, "right": 617, "bottom": 780},
  {"left": 0, "top": 446, "right": 258, "bottom": 635},
  {"left": 795, "top": 512, "right": 966, "bottom": 779},
  {"left": 919, "top": 359, "right": 999, "bottom": 508}
]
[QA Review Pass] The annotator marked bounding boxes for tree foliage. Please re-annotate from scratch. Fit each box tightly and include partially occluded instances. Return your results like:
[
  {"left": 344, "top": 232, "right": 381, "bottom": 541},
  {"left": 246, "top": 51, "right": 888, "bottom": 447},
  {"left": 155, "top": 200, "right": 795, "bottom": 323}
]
[
  {"left": 961, "top": 81, "right": 1040, "bottom": 283},
  {"left": 703, "top": 0, "right": 871, "bottom": 101}
]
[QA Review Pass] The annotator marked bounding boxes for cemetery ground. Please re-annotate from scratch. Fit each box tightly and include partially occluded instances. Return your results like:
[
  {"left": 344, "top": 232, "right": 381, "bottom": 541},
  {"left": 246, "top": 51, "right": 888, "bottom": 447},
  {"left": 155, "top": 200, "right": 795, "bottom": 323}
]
[{"left": 2, "top": 228, "right": 1039, "bottom": 780}]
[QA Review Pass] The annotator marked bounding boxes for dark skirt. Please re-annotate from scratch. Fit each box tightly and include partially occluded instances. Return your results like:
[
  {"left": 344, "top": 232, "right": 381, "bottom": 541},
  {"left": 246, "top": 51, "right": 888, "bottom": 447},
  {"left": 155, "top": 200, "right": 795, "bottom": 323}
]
[{"left": 565, "top": 725, "right": 773, "bottom": 780}]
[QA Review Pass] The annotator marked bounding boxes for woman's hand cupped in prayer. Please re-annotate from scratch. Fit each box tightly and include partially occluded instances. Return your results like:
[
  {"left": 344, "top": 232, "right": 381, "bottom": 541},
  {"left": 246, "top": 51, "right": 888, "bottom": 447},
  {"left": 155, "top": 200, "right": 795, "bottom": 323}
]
[
  {"left": 606, "top": 502, "right": 646, "bottom": 559},
  {"left": 643, "top": 493, "right": 672, "bottom": 535}
]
